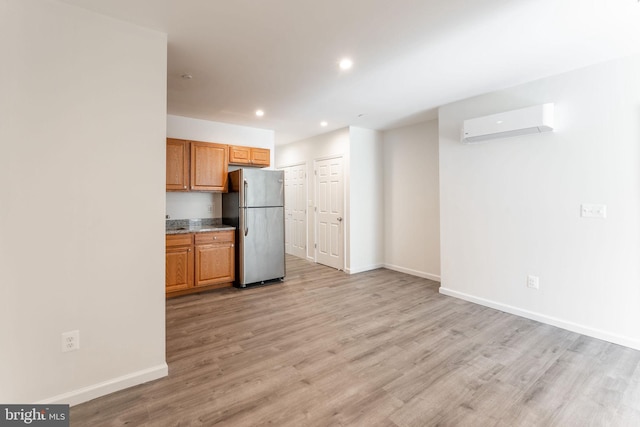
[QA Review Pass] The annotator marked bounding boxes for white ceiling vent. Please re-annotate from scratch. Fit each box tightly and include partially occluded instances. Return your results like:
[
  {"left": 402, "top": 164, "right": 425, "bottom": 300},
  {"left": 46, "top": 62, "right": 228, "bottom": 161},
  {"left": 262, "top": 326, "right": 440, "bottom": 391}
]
[{"left": 462, "top": 103, "right": 554, "bottom": 143}]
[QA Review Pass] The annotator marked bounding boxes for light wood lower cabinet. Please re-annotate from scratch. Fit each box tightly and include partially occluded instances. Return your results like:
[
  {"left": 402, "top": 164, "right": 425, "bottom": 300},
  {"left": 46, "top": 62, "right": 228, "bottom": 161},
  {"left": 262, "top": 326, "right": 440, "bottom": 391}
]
[
  {"left": 166, "top": 231, "right": 235, "bottom": 297},
  {"left": 194, "top": 231, "right": 235, "bottom": 287},
  {"left": 165, "top": 234, "right": 194, "bottom": 293}
]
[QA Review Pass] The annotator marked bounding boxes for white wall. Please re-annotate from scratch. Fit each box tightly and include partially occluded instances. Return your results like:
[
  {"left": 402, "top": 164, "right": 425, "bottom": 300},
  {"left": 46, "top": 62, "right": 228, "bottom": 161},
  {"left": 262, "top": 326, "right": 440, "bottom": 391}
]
[
  {"left": 382, "top": 120, "right": 440, "bottom": 281},
  {"left": 349, "top": 127, "right": 384, "bottom": 273},
  {"left": 166, "top": 115, "right": 275, "bottom": 219},
  {"left": 167, "top": 114, "right": 274, "bottom": 154},
  {"left": 439, "top": 55, "right": 640, "bottom": 350},
  {"left": 276, "top": 127, "right": 385, "bottom": 274},
  {"left": 0, "top": 0, "right": 168, "bottom": 404},
  {"left": 276, "top": 128, "right": 350, "bottom": 262}
]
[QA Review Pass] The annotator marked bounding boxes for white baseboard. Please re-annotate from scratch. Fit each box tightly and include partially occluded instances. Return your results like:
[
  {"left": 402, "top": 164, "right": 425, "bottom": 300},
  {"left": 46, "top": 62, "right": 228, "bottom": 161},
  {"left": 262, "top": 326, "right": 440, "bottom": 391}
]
[
  {"left": 439, "top": 287, "right": 640, "bottom": 351},
  {"left": 384, "top": 263, "right": 441, "bottom": 282},
  {"left": 37, "top": 363, "right": 168, "bottom": 406},
  {"left": 346, "top": 264, "right": 384, "bottom": 274}
]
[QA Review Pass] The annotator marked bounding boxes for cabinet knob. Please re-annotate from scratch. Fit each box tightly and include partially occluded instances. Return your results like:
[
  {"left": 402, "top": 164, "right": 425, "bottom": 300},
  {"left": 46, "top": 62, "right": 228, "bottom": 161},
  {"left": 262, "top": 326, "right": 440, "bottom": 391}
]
[
  {"left": 214, "top": 236, "right": 217, "bottom": 240},
  {"left": 231, "top": 244, "right": 234, "bottom": 248},
  {"left": 183, "top": 185, "right": 186, "bottom": 189}
]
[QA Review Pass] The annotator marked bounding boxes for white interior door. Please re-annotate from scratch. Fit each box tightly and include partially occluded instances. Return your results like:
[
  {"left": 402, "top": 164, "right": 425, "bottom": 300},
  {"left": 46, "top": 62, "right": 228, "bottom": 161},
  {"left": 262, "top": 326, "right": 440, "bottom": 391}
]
[
  {"left": 315, "top": 157, "right": 343, "bottom": 270},
  {"left": 283, "top": 168, "right": 292, "bottom": 254},
  {"left": 282, "top": 164, "right": 307, "bottom": 259}
]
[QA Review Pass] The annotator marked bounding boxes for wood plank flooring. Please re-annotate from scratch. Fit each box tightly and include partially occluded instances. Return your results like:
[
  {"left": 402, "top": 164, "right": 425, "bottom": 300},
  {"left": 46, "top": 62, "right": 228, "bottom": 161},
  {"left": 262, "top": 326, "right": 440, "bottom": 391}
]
[{"left": 71, "top": 256, "right": 640, "bottom": 426}]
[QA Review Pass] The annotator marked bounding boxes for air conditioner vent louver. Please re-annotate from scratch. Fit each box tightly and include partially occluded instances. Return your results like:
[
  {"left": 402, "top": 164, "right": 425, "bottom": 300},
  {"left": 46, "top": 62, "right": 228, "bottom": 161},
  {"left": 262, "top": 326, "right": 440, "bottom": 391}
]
[{"left": 462, "top": 103, "right": 554, "bottom": 143}]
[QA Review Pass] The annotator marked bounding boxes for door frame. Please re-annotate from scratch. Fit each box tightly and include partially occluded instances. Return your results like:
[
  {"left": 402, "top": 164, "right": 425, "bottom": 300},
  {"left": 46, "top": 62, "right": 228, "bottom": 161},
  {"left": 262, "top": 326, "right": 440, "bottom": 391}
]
[{"left": 313, "top": 154, "right": 345, "bottom": 270}]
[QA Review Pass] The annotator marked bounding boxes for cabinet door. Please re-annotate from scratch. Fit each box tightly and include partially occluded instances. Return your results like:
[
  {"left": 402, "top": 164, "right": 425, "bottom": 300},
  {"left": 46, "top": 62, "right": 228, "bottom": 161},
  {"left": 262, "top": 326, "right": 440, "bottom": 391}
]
[
  {"left": 251, "top": 148, "right": 270, "bottom": 167},
  {"left": 229, "top": 145, "right": 251, "bottom": 165},
  {"left": 166, "top": 139, "right": 189, "bottom": 191},
  {"left": 166, "top": 245, "right": 194, "bottom": 293},
  {"left": 194, "top": 243, "right": 235, "bottom": 287},
  {"left": 190, "top": 141, "right": 228, "bottom": 191}
]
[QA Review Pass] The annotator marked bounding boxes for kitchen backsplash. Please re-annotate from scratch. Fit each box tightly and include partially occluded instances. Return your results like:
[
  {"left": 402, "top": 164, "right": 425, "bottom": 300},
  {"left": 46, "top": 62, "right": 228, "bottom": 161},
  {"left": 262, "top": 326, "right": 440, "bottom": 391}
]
[
  {"left": 166, "top": 192, "right": 222, "bottom": 220},
  {"left": 165, "top": 218, "right": 221, "bottom": 230}
]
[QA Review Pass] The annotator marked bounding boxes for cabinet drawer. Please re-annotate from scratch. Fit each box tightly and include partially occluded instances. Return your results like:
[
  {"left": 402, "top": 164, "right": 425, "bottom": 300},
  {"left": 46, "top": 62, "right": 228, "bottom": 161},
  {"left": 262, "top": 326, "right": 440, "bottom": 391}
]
[
  {"left": 166, "top": 233, "right": 193, "bottom": 247},
  {"left": 195, "top": 230, "right": 234, "bottom": 245}
]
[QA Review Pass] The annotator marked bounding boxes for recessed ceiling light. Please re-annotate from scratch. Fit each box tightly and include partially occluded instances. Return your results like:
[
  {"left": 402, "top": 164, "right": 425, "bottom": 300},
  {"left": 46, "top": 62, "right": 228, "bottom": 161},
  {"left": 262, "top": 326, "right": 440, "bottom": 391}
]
[
  {"left": 339, "top": 58, "right": 353, "bottom": 70},
  {"left": 320, "top": 121, "right": 328, "bottom": 127},
  {"left": 181, "top": 73, "right": 193, "bottom": 80},
  {"left": 255, "top": 109, "right": 264, "bottom": 117}
]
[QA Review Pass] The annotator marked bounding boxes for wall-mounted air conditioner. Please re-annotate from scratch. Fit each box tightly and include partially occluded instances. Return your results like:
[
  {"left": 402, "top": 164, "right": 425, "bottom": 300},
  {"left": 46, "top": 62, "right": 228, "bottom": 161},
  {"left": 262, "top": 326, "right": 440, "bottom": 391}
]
[{"left": 462, "top": 103, "right": 554, "bottom": 143}]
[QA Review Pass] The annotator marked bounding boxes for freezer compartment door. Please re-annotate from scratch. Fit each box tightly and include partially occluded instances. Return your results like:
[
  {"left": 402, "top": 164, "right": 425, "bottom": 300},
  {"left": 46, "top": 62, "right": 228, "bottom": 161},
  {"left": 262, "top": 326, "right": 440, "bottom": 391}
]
[
  {"left": 240, "top": 169, "right": 284, "bottom": 208},
  {"left": 239, "top": 206, "right": 285, "bottom": 285}
]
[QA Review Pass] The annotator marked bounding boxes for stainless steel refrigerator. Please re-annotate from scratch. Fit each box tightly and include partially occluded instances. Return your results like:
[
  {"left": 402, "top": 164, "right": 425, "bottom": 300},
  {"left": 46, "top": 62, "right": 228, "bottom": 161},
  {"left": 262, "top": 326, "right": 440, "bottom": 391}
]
[{"left": 222, "top": 168, "right": 285, "bottom": 287}]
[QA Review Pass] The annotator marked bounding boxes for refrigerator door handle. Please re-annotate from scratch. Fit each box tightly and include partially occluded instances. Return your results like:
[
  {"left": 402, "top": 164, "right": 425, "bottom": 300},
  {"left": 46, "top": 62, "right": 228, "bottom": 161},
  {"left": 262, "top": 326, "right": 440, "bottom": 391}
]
[
  {"left": 243, "top": 179, "right": 248, "bottom": 208},
  {"left": 244, "top": 208, "right": 249, "bottom": 236}
]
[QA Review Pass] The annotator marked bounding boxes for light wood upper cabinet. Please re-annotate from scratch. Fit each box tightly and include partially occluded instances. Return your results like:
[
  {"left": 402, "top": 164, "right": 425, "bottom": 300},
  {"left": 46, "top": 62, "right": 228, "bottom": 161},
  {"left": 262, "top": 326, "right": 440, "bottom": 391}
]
[
  {"left": 228, "top": 145, "right": 251, "bottom": 165},
  {"left": 229, "top": 145, "right": 270, "bottom": 168},
  {"left": 166, "top": 139, "right": 189, "bottom": 191},
  {"left": 167, "top": 139, "right": 269, "bottom": 192},
  {"left": 190, "top": 141, "right": 228, "bottom": 191},
  {"left": 251, "top": 148, "right": 270, "bottom": 166}
]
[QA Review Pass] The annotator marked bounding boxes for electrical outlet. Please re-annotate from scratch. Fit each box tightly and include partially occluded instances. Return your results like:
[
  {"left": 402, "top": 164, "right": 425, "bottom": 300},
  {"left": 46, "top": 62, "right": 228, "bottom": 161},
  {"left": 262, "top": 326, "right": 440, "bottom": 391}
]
[
  {"left": 527, "top": 275, "right": 539, "bottom": 290},
  {"left": 207, "top": 205, "right": 214, "bottom": 213},
  {"left": 61, "top": 330, "right": 80, "bottom": 352},
  {"left": 581, "top": 204, "right": 606, "bottom": 218}
]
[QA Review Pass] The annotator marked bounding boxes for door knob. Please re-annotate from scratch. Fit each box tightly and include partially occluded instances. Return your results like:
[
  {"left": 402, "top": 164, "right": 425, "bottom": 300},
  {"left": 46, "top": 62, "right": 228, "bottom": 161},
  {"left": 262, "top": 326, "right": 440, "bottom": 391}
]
[{"left": 337, "top": 217, "right": 343, "bottom": 222}]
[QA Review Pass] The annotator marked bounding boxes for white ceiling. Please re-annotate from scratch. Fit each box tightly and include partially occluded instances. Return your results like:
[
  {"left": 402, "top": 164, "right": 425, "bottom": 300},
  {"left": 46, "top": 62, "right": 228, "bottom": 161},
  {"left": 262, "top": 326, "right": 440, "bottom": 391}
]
[{"left": 59, "top": 0, "right": 640, "bottom": 145}]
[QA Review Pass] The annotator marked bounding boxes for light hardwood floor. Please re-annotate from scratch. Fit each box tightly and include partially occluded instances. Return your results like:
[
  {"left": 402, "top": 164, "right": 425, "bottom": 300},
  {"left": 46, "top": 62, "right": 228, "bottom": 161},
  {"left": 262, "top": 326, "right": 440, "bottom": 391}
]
[{"left": 72, "top": 256, "right": 640, "bottom": 426}]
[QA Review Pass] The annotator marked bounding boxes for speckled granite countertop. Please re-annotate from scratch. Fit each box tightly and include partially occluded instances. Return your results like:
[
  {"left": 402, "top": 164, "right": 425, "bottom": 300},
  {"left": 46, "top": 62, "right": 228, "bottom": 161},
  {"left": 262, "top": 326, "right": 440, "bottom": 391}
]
[{"left": 166, "top": 218, "right": 235, "bottom": 235}]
